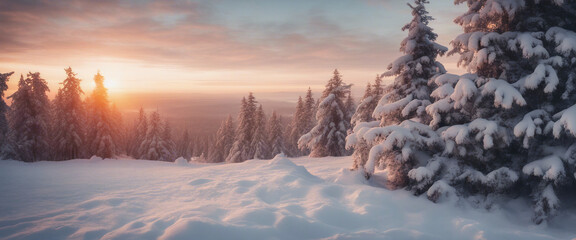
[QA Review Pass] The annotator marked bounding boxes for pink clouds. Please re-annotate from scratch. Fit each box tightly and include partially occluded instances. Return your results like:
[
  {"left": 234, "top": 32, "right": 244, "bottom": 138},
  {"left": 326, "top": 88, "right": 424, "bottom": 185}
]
[
  {"left": 0, "top": 0, "right": 469, "bottom": 100},
  {"left": 0, "top": 0, "right": 398, "bottom": 72}
]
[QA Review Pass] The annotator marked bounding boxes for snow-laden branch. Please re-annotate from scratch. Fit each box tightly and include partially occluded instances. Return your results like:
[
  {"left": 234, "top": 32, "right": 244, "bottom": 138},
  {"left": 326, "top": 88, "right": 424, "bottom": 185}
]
[{"left": 481, "top": 78, "right": 526, "bottom": 109}]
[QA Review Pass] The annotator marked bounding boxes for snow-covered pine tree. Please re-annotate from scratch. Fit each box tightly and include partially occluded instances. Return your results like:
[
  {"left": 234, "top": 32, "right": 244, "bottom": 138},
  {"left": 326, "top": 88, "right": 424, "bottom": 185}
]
[
  {"left": 176, "top": 128, "right": 193, "bottom": 160},
  {"left": 85, "top": 72, "right": 117, "bottom": 159},
  {"left": 351, "top": 75, "right": 385, "bottom": 127},
  {"left": 130, "top": 107, "right": 148, "bottom": 158},
  {"left": 162, "top": 120, "right": 176, "bottom": 161},
  {"left": 5, "top": 75, "right": 32, "bottom": 161},
  {"left": 226, "top": 93, "right": 257, "bottom": 163},
  {"left": 7, "top": 73, "right": 51, "bottom": 162},
  {"left": 29, "top": 72, "right": 51, "bottom": 160},
  {"left": 413, "top": 0, "right": 576, "bottom": 223},
  {"left": 288, "top": 96, "right": 306, "bottom": 157},
  {"left": 288, "top": 88, "right": 316, "bottom": 157},
  {"left": 252, "top": 105, "right": 270, "bottom": 159},
  {"left": 268, "top": 111, "right": 286, "bottom": 157},
  {"left": 110, "top": 104, "right": 126, "bottom": 155},
  {"left": 352, "top": 82, "right": 373, "bottom": 127},
  {"left": 376, "top": 0, "right": 446, "bottom": 126},
  {"left": 52, "top": 67, "right": 85, "bottom": 160},
  {"left": 139, "top": 111, "right": 172, "bottom": 161},
  {"left": 346, "top": 0, "right": 446, "bottom": 187},
  {"left": 208, "top": 115, "right": 235, "bottom": 163},
  {"left": 0, "top": 71, "right": 13, "bottom": 154},
  {"left": 348, "top": 75, "right": 386, "bottom": 170},
  {"left": 303, "top": 87, "right": 316, "bottom": 134},
  {"left": 344, "top": 93, "right": 356, "bottom": 128},
  {"left": 299, "top": 69, "right": 351, "bottom": 157}
]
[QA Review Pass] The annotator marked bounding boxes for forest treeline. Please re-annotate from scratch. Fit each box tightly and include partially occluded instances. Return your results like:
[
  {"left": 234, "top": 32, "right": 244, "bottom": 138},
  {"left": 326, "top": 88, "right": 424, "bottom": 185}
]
[{"left": 0, "top": 67, "right": 361, "bottom": 164}]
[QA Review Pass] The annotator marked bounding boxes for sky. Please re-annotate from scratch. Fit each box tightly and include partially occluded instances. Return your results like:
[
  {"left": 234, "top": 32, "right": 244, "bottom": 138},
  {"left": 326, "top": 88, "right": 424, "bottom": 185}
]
[{"left": 0, "top": 0, "right": 467, "bottom": 131}]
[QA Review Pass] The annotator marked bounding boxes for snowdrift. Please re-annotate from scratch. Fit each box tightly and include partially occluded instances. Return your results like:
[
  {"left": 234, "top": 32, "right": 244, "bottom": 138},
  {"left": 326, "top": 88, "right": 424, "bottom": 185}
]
[{"left": 0, "top": 156, "right": 574, "bottom": 240}]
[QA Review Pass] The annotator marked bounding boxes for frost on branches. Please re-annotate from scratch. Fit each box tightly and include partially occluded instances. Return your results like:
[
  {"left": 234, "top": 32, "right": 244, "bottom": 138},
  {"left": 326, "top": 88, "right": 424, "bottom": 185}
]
[
  {"left": 390, "top": 0, "right": 576, "bottom": 224},
  {"left": 347, "top": 0, "right": 446, "bottom": 187},
  {"left": 299, "top": 69, "right": 352, "bottom": 157}
]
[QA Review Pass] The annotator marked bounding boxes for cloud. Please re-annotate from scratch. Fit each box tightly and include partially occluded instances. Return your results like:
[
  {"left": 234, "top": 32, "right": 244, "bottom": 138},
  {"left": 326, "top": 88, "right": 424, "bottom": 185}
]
[{"left": 0, "top": 0, "right": 399, "bottom": 73}]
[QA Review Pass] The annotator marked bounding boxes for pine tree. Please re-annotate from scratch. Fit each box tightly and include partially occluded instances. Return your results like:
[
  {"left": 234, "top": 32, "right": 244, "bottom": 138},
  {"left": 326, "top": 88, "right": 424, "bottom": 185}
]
[
  {"left": 162, "top": 120, "right": 176, "bottom": 161},
  {"left": 226, "top": 93, "right": 257, "bottom": 163},
  {"left": 7, "top": 73, "right": 51, "bottom": 162},
  {"left": 176, "top": 128, "right": 193, "bottom": 160},
  {"left": 130, "top": 107, "right": 148, "bottom": 158},
  {"left": 351, "top": 75, "right": 384, "bottom": 127},
  {"left": 288, "top": 96, "right": 306, "bottom": 157},
  {"left": 251, "top": 105, "right": 270, "bottom": 159},
  {"left": 268, "top": 111, "right": 286, "bottom": 157},
  {"left": 303, "top": 87, "right": 316, "bottom": 133},
  {"left": 344, "top": 93, "right": 355, "bottom": 127},
  {"left": 346, "top": 0, "right": 447, "bottom": 187},
  {"left": 85, "top": 72, "right": 116, "bottom": 158},
  {"left": 209, "top": 115, "right": 235, "bottom": 163},
  {"left": 0, "top": 71, "right": 13, "bottom": 155},
  {"left": 139, "top": 111, "right": 172, "bottom": 161},
  {"left": 52, "top": 67, "right": 85, "bottom": 160},
  {"left": 299, "top": 69, "right": 351, "bottom": 157},
  {"left": 110, "top": 104, "right": 125, "bottom": 155},
  {"left": 400, "top": 0, "right": 576, "bottom": 223}
]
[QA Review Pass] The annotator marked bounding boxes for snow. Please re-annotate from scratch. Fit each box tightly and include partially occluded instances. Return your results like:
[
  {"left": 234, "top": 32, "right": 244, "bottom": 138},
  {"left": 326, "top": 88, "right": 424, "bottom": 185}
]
[
  {"left": 372, "top": 95, "right": 413, "bottom": 119},
  {"left": 174, "top": 157, "right": 189, "bottom": 166},
  {"left": 481, "top": 78, "right": 526, "bottom": 109},
  {"left": 523, "top": 155, "right": 565, "bottom": 181},
  {"left": 524, "top": 64, "right": 559, "bottom": 93},
  {"left": 547, "top": 27, "right": 576, "bottom": 56},
  {"left": 1, "top": 156, "right": 575, "bottom": 240},
  {"left": 553, "top": 104, "right": 576, "bottom": 138},
  {"left": 451, "top": 77, "right": 477, "bottom": 109}
]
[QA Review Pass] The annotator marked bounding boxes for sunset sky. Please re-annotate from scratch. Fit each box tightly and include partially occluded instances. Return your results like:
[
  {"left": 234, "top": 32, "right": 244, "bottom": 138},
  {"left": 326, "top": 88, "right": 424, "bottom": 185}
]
[{"left": 0, "top": 0, "right": 467, "bottom": 125}]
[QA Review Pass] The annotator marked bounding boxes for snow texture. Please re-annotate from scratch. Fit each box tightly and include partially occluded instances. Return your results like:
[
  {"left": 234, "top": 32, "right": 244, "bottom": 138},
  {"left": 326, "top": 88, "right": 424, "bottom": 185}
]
[
  {"left": 553, "top": 104, "right": 576, "bottom": 138},
  {"left": 481, "top": 78, "right": 526, "bottom": 109},
  {"left": 174, "top": 157, "right": 189, "bottom": 166},
  {"left": 523, "top": 155, "right": 565, "bottom": 182},
  {"left": 0, "top": 156, "right": 575, "bottom": 240}
]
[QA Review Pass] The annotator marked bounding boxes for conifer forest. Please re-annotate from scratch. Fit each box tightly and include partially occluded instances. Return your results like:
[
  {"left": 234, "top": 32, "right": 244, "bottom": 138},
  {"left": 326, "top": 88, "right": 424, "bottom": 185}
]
[{"left": 1, "top": 0, "right": 576, "bottom": 239}]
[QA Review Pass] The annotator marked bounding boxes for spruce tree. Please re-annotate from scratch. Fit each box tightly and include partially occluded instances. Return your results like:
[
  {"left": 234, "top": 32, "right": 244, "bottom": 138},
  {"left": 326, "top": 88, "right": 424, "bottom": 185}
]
[
  {"left": 303, "top": 87, "right": 316, "bottom": 134},
  {"left": 268, "top": 111, "right": 286, "bottom": 157},
  {"left": 139, "top": 111, "right": 172, "bottom": 161},
  {"left": 252, "top": 105, "right": 270, "bottom": 159},
  {"left": 209, "top": 115, "right": 235, "bottom": 163},
  {"left": 176, "top": 128, "right": 193, "bottom": 160},
  {"left": 7, "top": 73, "right": 51, "bottom": 162},
  {"left": 344, "top": 93, "right": 356, "bottom": 126},
  {"left": 347, "top": 0, "right": 446, "bottom": 187},
  {"left": 288, "top": 96, "right": 306, "bottom": 157},
  {"left": 130, "top": 107, "right": 148, "bottom": 158},
  {"left": 226, "top": 93, "right": 257, "bottom": 163},
  {"left": 351, "top": 75, "right": 384, "bottom": 127},
  {"left": 110, "top": 104, "right": 125, "bottom": 155},
  {"left": 52, "top": 67, "right": 85, "bottom": 160},
  {"left": 86, "top": 72, "right": 116, "bottom": 158},
  {"left": 404, "top": 0, "right": 576, "bottom": 223},
  {"left": 0, "top": 71, "right": 13, "bottom": 155},
  {"left": 162, "top": 120, "right": 176, "bottom": 161},
  {"left": 299, "top": 69, "right": 351, "bottom": 157}
]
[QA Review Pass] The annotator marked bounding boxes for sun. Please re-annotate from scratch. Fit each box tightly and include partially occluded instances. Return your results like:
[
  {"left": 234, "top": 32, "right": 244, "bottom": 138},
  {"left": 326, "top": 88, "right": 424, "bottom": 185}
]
[{"left": 103, "top": 77, "right": 121, "bottom": 91}]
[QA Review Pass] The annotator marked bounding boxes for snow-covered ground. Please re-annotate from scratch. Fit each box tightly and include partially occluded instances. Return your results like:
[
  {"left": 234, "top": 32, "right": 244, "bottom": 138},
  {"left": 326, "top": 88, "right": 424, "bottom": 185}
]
[{"left": 0, "top": 155, "right": 575, "bottom": 240}]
